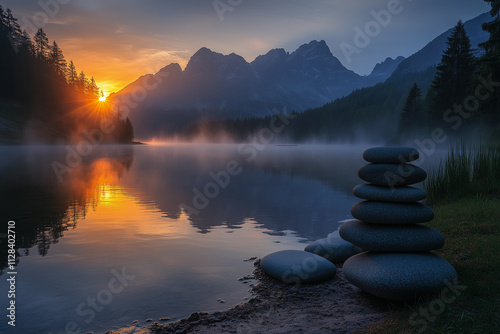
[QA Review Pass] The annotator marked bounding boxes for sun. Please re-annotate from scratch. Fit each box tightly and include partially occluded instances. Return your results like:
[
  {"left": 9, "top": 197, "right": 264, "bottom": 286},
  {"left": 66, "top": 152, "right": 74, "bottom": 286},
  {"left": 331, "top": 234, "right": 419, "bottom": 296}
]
[{"left": 99, "top": 96, "right": 107, "bottom": 102}]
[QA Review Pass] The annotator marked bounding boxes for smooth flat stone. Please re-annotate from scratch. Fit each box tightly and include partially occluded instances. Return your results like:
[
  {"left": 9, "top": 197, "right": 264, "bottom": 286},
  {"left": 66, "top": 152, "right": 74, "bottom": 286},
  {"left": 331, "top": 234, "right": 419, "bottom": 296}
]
[
  {"left": 363, "top": 146, "right": 420, "bottom": 163},
  {"left": 305, "top": 230, "right": 363, "bottom": 263},
  {"left": 343, "top": 252, "right": 457, "bottom": 301},
  {"left": 353, "top": 184, "right": 427, "bottom": 202},
  {"left": 339, "top": 220, "right": 444, "bottom": 251},
  {"left": 260, "top": 250, "right": 337, "bottom": 284},
  {"left": 351, "top": 201, "right": 434, "bottom": 224},
  {"left": 358, "top": 163, "right": 427, "bottom": 187}
]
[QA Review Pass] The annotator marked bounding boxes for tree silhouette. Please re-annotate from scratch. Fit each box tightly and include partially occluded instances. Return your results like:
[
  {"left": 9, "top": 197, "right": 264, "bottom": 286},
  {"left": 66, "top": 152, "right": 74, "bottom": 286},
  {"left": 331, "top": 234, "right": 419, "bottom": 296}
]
[
  {"left": 428, "top": 20, "right": 476, "bottom": 122},
  {"left": 478, "top": 0, "right": 500, "bottom": 122},
  {"left": 4, "top": 8, "right": 22, "bottom": 47},
  {"left": 67, "top": 60, "right": 77, "bottom": 87},
  {"left": 0, "top": 6, "right": 5, "bottom": 26},
  {"left": 49, "top": 41, "right": 67, "bottom": 78},
  {"left": 77, "top": 70, "right": 88, "bottom": 94},
  {"left": 0, "top": 6, "right": 136, "bottom": 144},
  {"left": 399, "top": 82, "right": 423, "bottom": 135},
  {"left": 34, "top": 28, "right": 49, "bottom": 60},
  {"left": 0, "top": 11, "right": 16, "bottom": 97},
  {"left": 124, "top": 117, "right": 134, "bottom": 142},
  {"left": 18, "top": 30, "right": 35, "bottom": 55},
  {"left": 89, "top": 77, "right": 100, "bottom": 99}
]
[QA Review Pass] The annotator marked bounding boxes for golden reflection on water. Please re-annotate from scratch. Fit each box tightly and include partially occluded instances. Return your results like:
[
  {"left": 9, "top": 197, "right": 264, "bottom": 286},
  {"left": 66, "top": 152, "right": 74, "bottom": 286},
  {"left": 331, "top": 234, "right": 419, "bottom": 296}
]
[
  {"left": 56, "top": 154, "right": 302, "bottom": 261},
  {"left": 0, "top": 144, "right": 372, "bottom": 333}
]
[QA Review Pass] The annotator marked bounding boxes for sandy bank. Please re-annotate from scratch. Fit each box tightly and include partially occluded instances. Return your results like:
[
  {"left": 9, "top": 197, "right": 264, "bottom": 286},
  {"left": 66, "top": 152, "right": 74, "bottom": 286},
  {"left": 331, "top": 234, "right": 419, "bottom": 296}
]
[{"left": 108, "top": 259, "right": 389, "bottom": 334}]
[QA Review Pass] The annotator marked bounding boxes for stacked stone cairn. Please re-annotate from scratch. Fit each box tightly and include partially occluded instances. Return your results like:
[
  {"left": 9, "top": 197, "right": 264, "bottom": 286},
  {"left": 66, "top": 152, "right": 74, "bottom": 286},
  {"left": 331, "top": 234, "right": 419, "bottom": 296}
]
[{"left": 339, "top": 146, "right": 458, "bottom": 301}]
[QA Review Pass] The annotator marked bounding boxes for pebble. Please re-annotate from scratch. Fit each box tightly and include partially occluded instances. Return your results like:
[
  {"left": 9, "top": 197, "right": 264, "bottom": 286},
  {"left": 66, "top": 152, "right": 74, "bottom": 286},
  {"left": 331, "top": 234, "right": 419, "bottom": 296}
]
[
  {"left": 260, "top": 250, "right": 337, "bottom": 284},
  {"left": 304, "top": 230, "right": 363, "bottom": 262}
]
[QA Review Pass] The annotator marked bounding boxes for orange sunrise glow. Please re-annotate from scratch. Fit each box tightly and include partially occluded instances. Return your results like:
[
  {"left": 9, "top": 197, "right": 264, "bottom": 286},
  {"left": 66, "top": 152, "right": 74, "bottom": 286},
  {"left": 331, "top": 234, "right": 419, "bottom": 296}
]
[{"left": 1, "top": 1, "right": 498, "bottom": 333}]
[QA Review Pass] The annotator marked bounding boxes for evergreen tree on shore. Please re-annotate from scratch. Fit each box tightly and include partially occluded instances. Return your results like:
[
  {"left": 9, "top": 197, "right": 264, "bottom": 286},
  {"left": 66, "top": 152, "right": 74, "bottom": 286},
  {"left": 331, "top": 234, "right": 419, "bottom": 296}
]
[
  {"left": 49, "top": 41, "right": 67, "bottom": 78},
  {"left": 0, "top": 6, "right": 134, "bottom": 144},
  {"left": 67, "top": 60, "right": 77, "bottom": 88},
  {"left": 427, "top": 20, "right": 476, "bottom": 123},
  {"left": 399, "top": 82, "right": 423, "bottom": 135},
  {"left": 34, "top": 28, "right": 49, "bottom": 60},
  {"left": 478, "top": 0, "right": 500, "bottom": 122},
  {"left": 4, "top": 8, "right": 22, "bottom": 47},
  {"left": 89, "top": 77, "right": 100, "bottom": 99}
]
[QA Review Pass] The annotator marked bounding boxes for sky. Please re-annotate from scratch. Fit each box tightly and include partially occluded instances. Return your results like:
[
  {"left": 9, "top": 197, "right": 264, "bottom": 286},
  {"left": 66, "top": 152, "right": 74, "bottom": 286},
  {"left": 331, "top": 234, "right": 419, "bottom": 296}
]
[{"left": 1, "top": 0, "right": 491, "bottom": 95}]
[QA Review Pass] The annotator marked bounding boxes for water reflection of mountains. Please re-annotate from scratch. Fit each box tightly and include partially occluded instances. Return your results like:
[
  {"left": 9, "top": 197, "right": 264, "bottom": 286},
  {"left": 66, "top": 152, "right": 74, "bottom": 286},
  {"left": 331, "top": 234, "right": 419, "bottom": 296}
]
[
  {"left": 0, "top": 144, "right": 366, "bottom": 271},
  {"left": 124, "top": 145, "right": 365, "bottom": 238}
]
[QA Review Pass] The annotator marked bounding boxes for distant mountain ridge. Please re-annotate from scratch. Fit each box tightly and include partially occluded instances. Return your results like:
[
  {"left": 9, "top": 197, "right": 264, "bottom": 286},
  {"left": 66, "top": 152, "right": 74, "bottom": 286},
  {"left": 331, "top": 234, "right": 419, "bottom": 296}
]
[
  {"left": 112, "top": 12, "right": 490, "bottom": 139},
  {"left": 112, "top": 40, "right": 402, "bottom": 138},
  {"left": 370, "top": 56, "right": 405, "bottom": 79}
]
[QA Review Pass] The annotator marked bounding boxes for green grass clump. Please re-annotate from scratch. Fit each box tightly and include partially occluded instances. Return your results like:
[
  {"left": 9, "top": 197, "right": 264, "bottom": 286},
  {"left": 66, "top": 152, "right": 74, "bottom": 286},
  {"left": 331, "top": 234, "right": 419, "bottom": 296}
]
[{"left": 425, "top": 144, "right": 500, "bottom": 205}]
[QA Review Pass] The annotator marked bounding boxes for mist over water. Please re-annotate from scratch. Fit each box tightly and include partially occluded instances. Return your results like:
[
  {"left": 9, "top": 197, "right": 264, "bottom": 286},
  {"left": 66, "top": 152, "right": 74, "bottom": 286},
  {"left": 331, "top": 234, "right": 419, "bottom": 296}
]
[{"left": 0, "top": 143, "right": 444, "bottom": 333}]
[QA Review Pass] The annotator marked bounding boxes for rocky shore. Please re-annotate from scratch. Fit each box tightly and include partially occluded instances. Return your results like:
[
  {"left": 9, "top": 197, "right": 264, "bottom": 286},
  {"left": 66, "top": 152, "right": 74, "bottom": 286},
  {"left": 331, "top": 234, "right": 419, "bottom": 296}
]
[{"left": 108, "top": 260, "right": 388, "bottom": 334}]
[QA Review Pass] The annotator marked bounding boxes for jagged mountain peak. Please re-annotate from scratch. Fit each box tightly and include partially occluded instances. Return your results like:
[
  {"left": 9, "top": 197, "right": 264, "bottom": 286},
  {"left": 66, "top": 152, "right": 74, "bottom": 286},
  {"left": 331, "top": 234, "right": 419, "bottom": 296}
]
[
  {"left": 252, "top": 48, "right": 288, "bottom": 64},
  {"left": 158, "top": 62, "right": 182, "bottom": 74},
  {"left": 185, "top": 47, "right": 249, "bottom": 72},
  {"left": 188, "top": 47, "right": 247, "bottom": 63},
  {"left": 370, "top": 56, "right": 405, "bottom": 76},
  {"left": 288, "top": 39, "right": 350, "bottom": 74},
  {"left": 292, "top": 40, "right": 333, "bottom": 60}
]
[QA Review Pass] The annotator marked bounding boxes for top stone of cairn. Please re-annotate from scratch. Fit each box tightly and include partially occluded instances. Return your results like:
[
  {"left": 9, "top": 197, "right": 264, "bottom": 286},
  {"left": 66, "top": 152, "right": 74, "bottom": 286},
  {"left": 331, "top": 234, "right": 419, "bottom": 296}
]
[{"left": 363, "top": 146, "right": 419, "bottom": 164}]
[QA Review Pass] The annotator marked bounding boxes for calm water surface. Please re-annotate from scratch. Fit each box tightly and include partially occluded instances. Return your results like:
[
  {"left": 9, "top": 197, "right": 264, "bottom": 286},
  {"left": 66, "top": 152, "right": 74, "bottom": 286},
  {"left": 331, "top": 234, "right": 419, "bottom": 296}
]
[{"left": 0, "top": 144, "right": 443, "bottom": 333}]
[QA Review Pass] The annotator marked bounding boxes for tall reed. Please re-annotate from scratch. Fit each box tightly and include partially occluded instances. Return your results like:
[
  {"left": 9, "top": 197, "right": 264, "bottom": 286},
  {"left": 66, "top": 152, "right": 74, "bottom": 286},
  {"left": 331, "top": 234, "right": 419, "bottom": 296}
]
[{"left": 425, "top": 144, "right": 500, "bottom": 205}]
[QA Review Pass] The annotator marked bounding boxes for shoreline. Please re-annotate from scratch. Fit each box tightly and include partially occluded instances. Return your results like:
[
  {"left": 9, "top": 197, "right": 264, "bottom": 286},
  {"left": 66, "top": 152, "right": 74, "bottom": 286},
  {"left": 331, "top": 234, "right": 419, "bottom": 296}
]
[{"left": 109, "top": 260, "right": 389, "bottom": 334}]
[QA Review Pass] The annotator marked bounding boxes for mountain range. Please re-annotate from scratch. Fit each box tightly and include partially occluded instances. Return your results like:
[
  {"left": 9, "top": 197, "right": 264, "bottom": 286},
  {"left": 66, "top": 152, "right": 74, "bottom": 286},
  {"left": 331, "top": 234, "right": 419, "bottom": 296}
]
[{"left": 111, "top": 12, "right": 491, "bottom": 139}]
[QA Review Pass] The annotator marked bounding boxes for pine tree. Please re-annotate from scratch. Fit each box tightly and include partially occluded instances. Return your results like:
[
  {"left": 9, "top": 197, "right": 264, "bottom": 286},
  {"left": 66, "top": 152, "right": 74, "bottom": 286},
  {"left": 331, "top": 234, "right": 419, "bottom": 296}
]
[
  {"left": 67, "top": 60, "right": 77, "bottom": 88},
  {"left": 34, "top": 28, "right": 49, "bottom": 60},
  {"left": 4, "top": 8, "right": 22, "bottom": 46},
  {"left": 124, "top": 117, "right": 134, "bottom": 143},
  {"left": 428, "top": 20, "right": 476, "bottom": 122},
  {"left": 88, "top": 77, "right": 100, "bottom": 99},
  {"left": 399, "top": 82, "right": 423, "bottom": 134},
  {"left": 49, "top": 41, "right": 67, "bottom": 77},
  {"left": 18, "top": 30, "right": 34, "bottom": 56},
  {"left": 478, "top": 0, "right": 500, "bottom": 120},
  {"left": 0, "top": 6, "right": 6, "bottom": 27},
  {"left": 77, "top": 71, "right": 88, "bottom": 94}
]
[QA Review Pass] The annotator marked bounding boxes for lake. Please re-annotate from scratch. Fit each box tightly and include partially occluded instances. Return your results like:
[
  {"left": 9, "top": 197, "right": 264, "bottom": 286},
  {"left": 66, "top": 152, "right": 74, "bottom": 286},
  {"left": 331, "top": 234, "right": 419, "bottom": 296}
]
[{"left": 0, "top": 144, "right": 443, "bottom": 333}]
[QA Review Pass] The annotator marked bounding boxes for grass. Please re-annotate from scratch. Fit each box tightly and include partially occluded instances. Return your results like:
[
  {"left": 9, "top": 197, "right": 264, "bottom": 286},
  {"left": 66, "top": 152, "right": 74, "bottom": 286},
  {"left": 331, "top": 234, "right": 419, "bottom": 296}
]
[
  {"left": 360, "top": 145, "right": 500, "bottom": 334},
  {"left": 425, "top": 144, "right": 500, "bottom": 205},
  {"left": 362, "top": 197, "right": 500, "bottom": 334}
]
